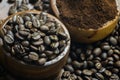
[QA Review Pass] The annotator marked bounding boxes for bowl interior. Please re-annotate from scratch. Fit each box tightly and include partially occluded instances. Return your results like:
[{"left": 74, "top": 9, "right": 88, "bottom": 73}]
[{"left": 0, "top": 10, "right": 71, "bottom": 67}]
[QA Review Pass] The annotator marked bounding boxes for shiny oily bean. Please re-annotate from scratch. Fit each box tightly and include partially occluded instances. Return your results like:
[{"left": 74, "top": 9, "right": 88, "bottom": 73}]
[
  {"left": 15, "top": 33, "right": 24, "bottom": 40},
  {"left": 50, "top": 42, "right": 59, "bottom": 49},
  {"left": 93, "top": 48, "right": 102, "bottom": 56},
  {"left": 33, "top": 19, "right": 40, "bottom": 28},
  {"left": 19, "top": 30, "right": 29, "bottom": 36},
  {"left": 115, "top": 60, "right": 120, "bottom": 67},
  {"left": 44, "top": 36, "right": 51, "bottom": 45},
  {"left": 40, "top": 25, "right": 49, "bottom": 32},
  {"left": 72, "top": 61, "right": 83, "bottom": 69},
  {"left": 62, "top": 71, "right": 71, "bottom": 78},
  {"left": 31, "top": 32, "right": 41, "bottom": 40},
  {"left": 38, "top": 58, "right": 46, "bottom": 65},
  {"left": 64, "top": 64, "right": 74, "bottom": 73},
  {"left": 29, "top": 52, "right": 39, "bottom": 61},
  {"left": 4, "top": 34, "right": 14, "bottom": 44},
  {"left": 22, "top": 41, "right": 29, "bottom": 47},
  {"left": 82, "top": 69, "right": 93, "bottom": 76},
  {"left": 32, "top": 39, "right": 43, "bottom": 46},
  {"left": 38, "top": 45, "right": 45, "bottom": 52},
  {"left": 95, "top": 73, "right": 104, "bottom": 80},
  {"left": 50, "top": 35, "right": 58, "bottom": 42},
  {"left": 104, "top": 70, "right": 112, "bottom": 76},
  {"left": 30, "top": 45, "right": 38, "bottom": 51},
  {"left": 110, "top": 37, "right": 117, "bottom": 45},
  {"left": 25, "top": 21, "right": 32, "bottom": 29}
]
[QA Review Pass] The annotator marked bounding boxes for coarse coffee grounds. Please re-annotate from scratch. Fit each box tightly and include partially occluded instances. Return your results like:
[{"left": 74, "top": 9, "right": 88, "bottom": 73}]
[{"left": 57, "top": 0, "right": 118, "bottom": 29}]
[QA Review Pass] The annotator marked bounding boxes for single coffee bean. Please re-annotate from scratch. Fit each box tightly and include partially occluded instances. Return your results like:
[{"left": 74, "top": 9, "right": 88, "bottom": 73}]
[
  {"left": 115, "top": 60, "right": 120, "bottom": 67},
  {"left": 50, "top": 42, "right": 59, "bottom": 49},
  {"left": 64, "top": 64, "right": 74, "bottom": 73},
  {"left": 19, "top": 24, "right": 25, "bottom": 30},
  {"left": 110, "top": 36, "right": 117, "bottom": 45},
  {"left": 68, "top": 74, "right": 77, "bottom": 80},
  {"left": 112, "top": 54, "right": 119, "bottom": 61},
  {"left": 40, "top": 53, "right": 47, "bottom": 58},
  {"left": 4, "top": 34, "right": 14, "bottom": 44},
  {"left": 62, "top": 71, "right": 71, "bottom": 78},
  {"left": 75, "top": 70, "right": 82, "bottom": 76},
  {"left": 80, "top": 53, "right": 85, "bottom": 61},
  {"left": 58, "top": 31, "right": 67, "bottom": 39},
  {"left": 54, "top": 48, "right": 59, "bottom": 55},
  {"left": 82, "top": 69, "right": 93, "bottom": 76},
  {"left": 25, "top": 21, "right": 32, "bottom": 29},
  {"left": 19, "top": 30, "right": 29, "bottom": 36},
  {"left": 101, "top": 44, "right": 111, "bottom": 51},
  {"left": 16, "top": 16, "right": 24, "bottom": 24},
  {"left": 32, "top": 18, "right": 40, "bottom": 27},
  {"left": 104, "top": 70, "right": 112, "bottom": 76},
  {"left": 29, "top": 52, "right": 39, "bottom": 61},
  {"left": 50, "top": 35, "right": 58, "bottom": 42},
  {"left": 93, "top": 48, "right": 102, "bottom": 56},
  {"left": 77, "top": 76, "right": 83, "bottom": 80},
  {"left": 38, "top": 45, "right": 45, "bottom": 52},
  {"left": 99, "top": 67, "right": 106, "bottom": 73},
  {"left": 44, "top": 36, "right": 51, "bottom": 45},
  {"left": 40, "top": 25, "right": 49, "bottom": 31},
  {"left": 22, "top": 41, "right": 29, "bottom": 47},
  {"left": 31, "top": 32, "right": 41, "bottom": 40},
  {"left": 112, "top": 68, "right": 119, "bottom": 74},
  {"left": 38, "top": 58, "right": 46, "bottom": 65},
  {"left": 30, "top": 45, "right": 38, "bottom": 51},
  {"left": 101, "top": 52, "right": 107, "bottom": 60},
  {"left": 72, "top": 61, "right": 83, "bottom": 69},
  {"left": 95, "top": 62, "right": 102, "bottom": 69},
  {"left": 32, "top": 39, "right": 43, "bottom": 46},
  {"left": 15, "top": 33, "right": 24, "bottom": 40},
  {"left": 45, "top": 50, "right": 53, "bottom": 56}
]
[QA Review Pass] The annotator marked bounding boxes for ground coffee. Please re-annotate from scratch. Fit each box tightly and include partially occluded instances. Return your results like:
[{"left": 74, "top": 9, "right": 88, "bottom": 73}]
[{"left": 57, "top": 0, "right": 118, "bottom": 29}]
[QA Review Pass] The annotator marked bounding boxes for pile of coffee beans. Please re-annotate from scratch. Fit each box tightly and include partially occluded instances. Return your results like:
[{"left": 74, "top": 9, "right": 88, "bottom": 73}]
[
  {"left": 8, "top": 0, "right": 51, "bottom": 15},
  {"left": 0, "top": 12, "right": 69, "bottom": 65},
  {"left": 60, "top": 22, "right": 120, "bottom": 80}
]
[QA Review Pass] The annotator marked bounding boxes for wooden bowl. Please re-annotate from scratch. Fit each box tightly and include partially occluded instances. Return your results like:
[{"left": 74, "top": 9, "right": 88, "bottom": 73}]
[
  {"left": 0, "top": 10, "right": 70, "bottom": 80},
  {"left": 50, "top": 0, "right": 119, "bottom": 43}
]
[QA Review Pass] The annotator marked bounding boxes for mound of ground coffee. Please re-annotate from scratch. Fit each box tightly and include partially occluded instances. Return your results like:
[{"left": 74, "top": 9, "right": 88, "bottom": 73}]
[{"left": 57, "top": 0, "right": 118, "bottom": 29}]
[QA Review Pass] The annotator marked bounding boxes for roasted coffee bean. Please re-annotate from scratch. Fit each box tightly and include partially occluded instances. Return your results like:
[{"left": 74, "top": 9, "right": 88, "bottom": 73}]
[
  {"left": 15, "top": 33, "right": 24, "bottom": 40},
  {"left": 40, "top": 53, "right": 46, "bottom": 58},
  {"left": 101, "top": 52, "right": 107, "bottom": 60},
  {"left": 44, "top": 36, "right": 51, "bottom": 45},
  {"left": 77, "top": 76, "right": 83, "bottom": 80},
  {"left": 75, "top": 70, "right": 82, "bottom": 76},
  {"left": 49, "top": 55, "right": 56, "bottom": 60},
  {"left": 54, "top": 48, "right": 59, "bottom": 55},
  {"left": 38, "top": 58, "right": 46, "bottom": 65},
  {"left": 16, "top": 16, "right": 24, "bottom": 24},
  {"left": 115, "top": 60, "right": 120, "bottom": 67},
  {"left": 64, "top": 64, "right": 74, "bottom": 73},
  {"left": 40, "top": 25, "right": 49, "bottom": 31},
  {"left": 112, "top": 68, "right": 119, "bottom": 74},
  {"left": 68, "top": 74, "right": 77, "bottom": 80},
  {"left": 82, "top": 69, "right": 93, "bottom": 76},
  {"left": 101, "top": 44, "right": 111, "bottom": 50},
  {"left": 32, "top": 39, "right": 43, "bottom": 46},
  {"left": 50, "top": 35, "right": 58, "bottom": 42},
  {"left": 19, "top": 30, "right": 29, "bottom": 36},
  {"left": 99, "top": 67, "right": 106, "bottom": 73},
  {"left": 59, "top": 40, "right": 66, "bottom": 47},
  {"left": 62, "top": 71, "right": 71, "bottom": 78},
  {"left": 93, "top": 48, "right": 102, "bottom": 56},
  {"left": 23, "top": 15, "right": 31, "bottom": 21},
  {"left": 84, "top": 76, "right": 92, "bottom": 80},
  {"left": 95, "top": 73, "right": 104, "bottom": 80},
  {"left": 104, "top": 70, "right": 112, "bottom": 76},
  {"left": 22, "top": 41, "right": 29, "bottom": 47},
  {"left": 58, "top": 31, "right": 67, "bottom": 39},
  {"left": 25, "top": 21, "right": 32, "bottom": 29},
  {"left": 33, "top": 18, "right": 41, "bottom": 28},
  {"left": 50, "top": 42, "right": 59, "bottom": 49},
  {"left": 112, "top": 54, "right": 119, "bottom": 61},
  {"left": 45, "top": 50, "right": 53, "bottom": 56},
  {"left": 8, "top": 6, "right": 17, "bottom": 15},
  {"left": 29, "top": 52, "right": 39, "bottom": 61},
  {"left": 110, "top": 36, "right": 117, "bottom": 45},
  {"left": 38, "top": 45, "right": 45, "bottom": 52},
  {"left": 31, "top": 32, "right": 41, "bottom": 40},
  {"left": 30, "top": 45, "right": 38, "bottom": 51},
  {"left": 72, "top": 61, "right": 83, "bottom": 69},
  {"left": 4, "top": 34, "right": 14, "bottom": 44},
  {"left": 5, "top": 25, "right": 12, "bottom": 30}
]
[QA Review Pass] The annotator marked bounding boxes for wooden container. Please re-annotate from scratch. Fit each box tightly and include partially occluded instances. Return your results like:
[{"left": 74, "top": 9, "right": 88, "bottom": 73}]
[
  {"left": 50, "top": 0, "right": 119, "bottom": 43},
  {"left": 0, "top": 10, "right": 70, "bottom": 80}
]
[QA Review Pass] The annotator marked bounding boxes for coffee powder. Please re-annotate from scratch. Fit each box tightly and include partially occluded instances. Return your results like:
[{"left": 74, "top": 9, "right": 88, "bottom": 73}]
[{"left": 57, "top": 0, "right": 118, "bottom": 29}]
